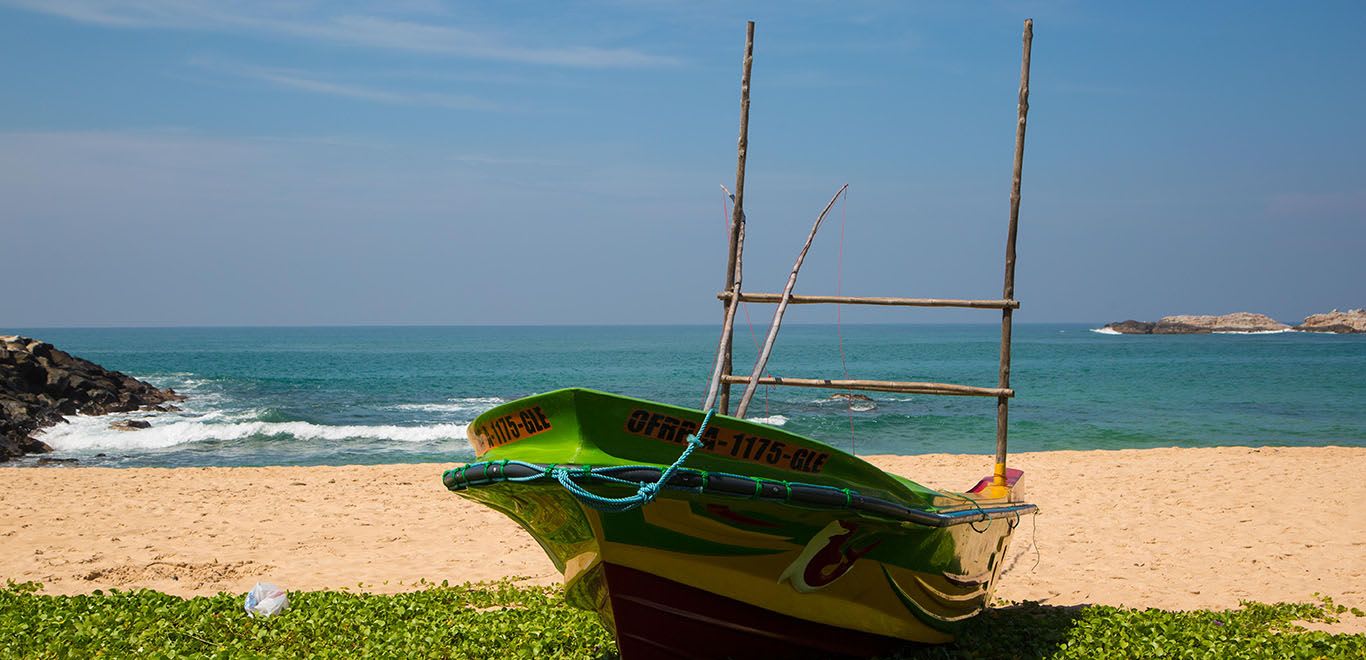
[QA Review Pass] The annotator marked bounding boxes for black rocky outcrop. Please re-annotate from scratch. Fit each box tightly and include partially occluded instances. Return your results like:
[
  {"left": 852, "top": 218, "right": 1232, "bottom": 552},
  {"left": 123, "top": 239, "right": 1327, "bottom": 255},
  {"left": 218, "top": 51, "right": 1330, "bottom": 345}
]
[{"left": 1, "top": 336, "right": 184, "bottom": 461}]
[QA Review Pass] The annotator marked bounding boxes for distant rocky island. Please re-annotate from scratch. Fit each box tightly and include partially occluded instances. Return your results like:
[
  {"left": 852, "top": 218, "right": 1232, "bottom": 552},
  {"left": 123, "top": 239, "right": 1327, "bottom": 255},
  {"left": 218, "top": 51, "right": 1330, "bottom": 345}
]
[
  {"left": 1101, "top": 309, "right": 1366, "bottom": 335},
  {"left": 1, "top": 336, "right": 184, "bottom": 462},
  {"left": 1296, "top": 309, "right": 1366, "bottom": 334}
]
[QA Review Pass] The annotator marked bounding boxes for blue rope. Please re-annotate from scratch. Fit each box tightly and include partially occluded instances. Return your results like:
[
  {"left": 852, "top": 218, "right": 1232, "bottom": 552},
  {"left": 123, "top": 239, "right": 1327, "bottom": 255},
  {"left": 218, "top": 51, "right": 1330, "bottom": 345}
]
[{"left": 460, "top": 408, "right": 717, "bottom": 513}]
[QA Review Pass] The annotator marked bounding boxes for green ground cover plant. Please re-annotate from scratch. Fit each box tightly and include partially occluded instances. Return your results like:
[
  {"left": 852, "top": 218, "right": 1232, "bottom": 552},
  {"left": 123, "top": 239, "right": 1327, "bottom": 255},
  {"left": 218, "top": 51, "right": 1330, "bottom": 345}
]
[
  {"left": 0, "top": 580, "right": 613, "bottom": 659},
  {"left": 1, "top": 580, "right": 1361, "bottom": 659},
  {"left": 895, "top": 598, "right": 1365, "bottom": 659}
]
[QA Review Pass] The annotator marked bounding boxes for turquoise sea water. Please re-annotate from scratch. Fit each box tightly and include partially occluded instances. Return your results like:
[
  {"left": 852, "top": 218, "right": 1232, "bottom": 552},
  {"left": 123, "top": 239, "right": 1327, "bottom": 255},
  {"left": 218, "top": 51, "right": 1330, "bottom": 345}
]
[{"left": 5, "top": 324, "right": 1364, "bottom": 467}]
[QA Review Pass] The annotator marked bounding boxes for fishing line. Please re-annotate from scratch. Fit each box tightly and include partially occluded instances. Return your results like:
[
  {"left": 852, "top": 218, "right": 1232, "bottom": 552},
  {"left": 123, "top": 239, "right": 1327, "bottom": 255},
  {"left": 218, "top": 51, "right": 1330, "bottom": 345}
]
[{"left": 701, "top": 194, "right": 734, "bottom": 404}]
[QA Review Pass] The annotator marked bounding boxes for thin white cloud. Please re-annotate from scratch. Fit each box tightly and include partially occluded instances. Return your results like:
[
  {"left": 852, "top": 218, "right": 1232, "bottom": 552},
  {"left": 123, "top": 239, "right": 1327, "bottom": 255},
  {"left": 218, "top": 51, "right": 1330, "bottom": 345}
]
[
  {"left": 249, "top": 69, "right": 498, "bottom": 111},
  {"left": 448, "top": 153, "right": 558, "bottom": 166},
  {"left": 191, "top": 59, "right": 500, "bottom": 111},
  {"left": 0, "top": 128, "right": 565, "bottom": 229},
  {"left": 0, "top": 0, "right": 681, "bottom": 68}
]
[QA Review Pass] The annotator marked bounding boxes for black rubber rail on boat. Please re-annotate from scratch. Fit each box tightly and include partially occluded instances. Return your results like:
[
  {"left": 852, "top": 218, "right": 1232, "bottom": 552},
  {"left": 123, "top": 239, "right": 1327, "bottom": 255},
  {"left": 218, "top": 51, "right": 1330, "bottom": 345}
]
[{"left": 444, "top": 461, "right": 1037, "bottom": 528}]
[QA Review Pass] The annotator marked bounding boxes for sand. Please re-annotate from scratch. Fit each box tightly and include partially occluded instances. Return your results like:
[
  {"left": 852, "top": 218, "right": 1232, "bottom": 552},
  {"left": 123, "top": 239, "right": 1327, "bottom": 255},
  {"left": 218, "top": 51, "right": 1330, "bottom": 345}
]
[{"left": 2, "top": 446, "right": 1363, "bottom": 632}]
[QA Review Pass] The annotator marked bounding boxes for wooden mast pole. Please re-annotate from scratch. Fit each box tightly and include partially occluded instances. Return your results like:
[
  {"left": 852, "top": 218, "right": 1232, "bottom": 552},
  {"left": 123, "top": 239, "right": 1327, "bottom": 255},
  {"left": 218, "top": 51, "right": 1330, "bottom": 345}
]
[
  {"left": 993, "top": 18, "right": 1032, "bottom": 490},
  {"left": 713, "top": 20, "right": 755, "bottom": 415},
  {"left": 735, "top": 184, "right": 848, "bottom": 418},
  {"left": 704, "top": 203, "right": 744, "bottom": 410}
]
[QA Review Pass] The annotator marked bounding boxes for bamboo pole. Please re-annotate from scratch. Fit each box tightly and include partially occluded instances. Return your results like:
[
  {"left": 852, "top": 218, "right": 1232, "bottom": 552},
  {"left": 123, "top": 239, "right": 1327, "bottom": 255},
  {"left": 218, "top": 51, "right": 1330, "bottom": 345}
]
[
  {"left": 704, "top": 215, "right": 744, "bottom": 410},
  {"left": 719, "top": 292, "right": 1020, "bottom": 309},
  {"left": 716, "top": 20, "right": 755, "bottom": 415},
  {"left": 722, "top": 375, "right": 1012, "bottom": 398},
  {"left": 735, "top": 184, "right": 848, "bottom": 418},
  {"left": 994, "top": 19, "right": 1032, "bottom": 489}
]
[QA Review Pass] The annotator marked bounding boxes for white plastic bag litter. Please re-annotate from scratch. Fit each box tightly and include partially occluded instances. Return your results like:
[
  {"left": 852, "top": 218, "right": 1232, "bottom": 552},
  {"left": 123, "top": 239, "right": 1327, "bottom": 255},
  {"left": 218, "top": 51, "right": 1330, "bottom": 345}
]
[{"left": 244, "top": 582, "right": 288, "bottom": 617}]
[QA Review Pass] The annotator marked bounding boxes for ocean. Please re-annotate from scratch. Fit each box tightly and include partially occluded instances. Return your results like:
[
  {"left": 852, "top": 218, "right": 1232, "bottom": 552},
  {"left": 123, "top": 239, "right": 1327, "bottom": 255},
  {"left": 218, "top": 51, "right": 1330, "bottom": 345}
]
[{"left": 6, "top": 324, "right": 1364, "bottom": 467}]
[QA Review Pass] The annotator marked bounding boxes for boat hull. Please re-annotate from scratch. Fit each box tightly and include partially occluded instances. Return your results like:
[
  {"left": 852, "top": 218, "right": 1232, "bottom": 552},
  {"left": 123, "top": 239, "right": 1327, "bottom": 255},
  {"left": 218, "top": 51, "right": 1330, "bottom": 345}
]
[
  {"left": 603, "top": 562, "right": 902, "bottom": 659},
  {"left": 446, "top": 389, "right": 1033, "bottom": 658}
]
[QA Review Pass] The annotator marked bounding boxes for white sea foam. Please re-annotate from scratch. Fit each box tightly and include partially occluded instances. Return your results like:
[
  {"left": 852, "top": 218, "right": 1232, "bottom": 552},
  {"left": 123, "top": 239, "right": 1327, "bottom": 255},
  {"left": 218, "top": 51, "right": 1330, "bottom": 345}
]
[
  {"left": 389, "top": 396, "right": 506, "bottom": 413},
  {"left": 1090, "top": 327, "right": 1297, "bottom": 336},
  {"left": 813, "top": 400, "right": 879, "bottom": 411},
  {"left": 745, "top": 414, "right": 789, "bottom": 427},
  {"left": 808, "top": 397, "right": 891, "bottom": 409},
  {"left": 139, "top": 374, "right": 230, "bottom": 407},
  {"left": 36, "top": 413, "right": 468, "bottom": 451},
  {"left": 1212, "top": 329, "right": 1297, "bottom": 335}
]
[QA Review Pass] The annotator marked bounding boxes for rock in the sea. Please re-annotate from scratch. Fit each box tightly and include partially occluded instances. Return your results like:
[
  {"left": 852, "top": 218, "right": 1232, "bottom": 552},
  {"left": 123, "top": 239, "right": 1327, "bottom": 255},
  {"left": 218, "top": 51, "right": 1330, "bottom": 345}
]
[
  {"left": 35, "top": 457, "right": 79, "bottom": 465},
  {"left": 1154, "top": 313, "right": 1290, "bottom": 334},
  {"left": 19, "top": 436, "right": 53, "bottom": 454},
  {"left": 110, "top": 419, "right": 152, "bottom": 431},
  {"left": 1295, "top": 309, "right": 1366, "bottom": 334},
  {"left": 829, "top": 392, "right": 877, "bottom": 411},
  {"left": 1, "top": 336, "right": 184, "bottom": 461},
  {"left": 1103, "top": 320, "right": 1156, "bottom": 334},
  {"left": 1103, "top": 313, "right": 1289, "bottom": 334}
]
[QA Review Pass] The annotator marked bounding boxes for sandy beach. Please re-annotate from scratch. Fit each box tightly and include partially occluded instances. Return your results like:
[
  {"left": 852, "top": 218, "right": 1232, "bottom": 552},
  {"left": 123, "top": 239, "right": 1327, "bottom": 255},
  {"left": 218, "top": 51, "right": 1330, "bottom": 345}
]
[{"left": 3, "top": 446, "right": 1363, "bottom": 632}]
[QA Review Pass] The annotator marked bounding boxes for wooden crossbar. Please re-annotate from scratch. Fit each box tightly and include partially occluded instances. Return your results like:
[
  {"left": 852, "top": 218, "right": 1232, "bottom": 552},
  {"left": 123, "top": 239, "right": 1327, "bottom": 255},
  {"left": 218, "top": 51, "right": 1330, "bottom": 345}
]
[
  {"left": 719, "top": 375, "right": 1012, "bottom": 398},
  {"left": 719, "top": 292, "right": 1019, "bottom": 310},
  {"left": 705, "top": 19, "right": 1033, "bottom": 490}
]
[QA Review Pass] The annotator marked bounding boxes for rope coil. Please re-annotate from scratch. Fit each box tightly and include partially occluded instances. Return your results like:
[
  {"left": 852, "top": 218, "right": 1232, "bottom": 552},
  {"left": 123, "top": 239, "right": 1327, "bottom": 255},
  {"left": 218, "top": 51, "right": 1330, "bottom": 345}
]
[
  {"left": 471, "top": 408, "right": 717, "bottom": 513},
  {"left": 441, "top": 406, "right": 1038, "bottom": 528}
]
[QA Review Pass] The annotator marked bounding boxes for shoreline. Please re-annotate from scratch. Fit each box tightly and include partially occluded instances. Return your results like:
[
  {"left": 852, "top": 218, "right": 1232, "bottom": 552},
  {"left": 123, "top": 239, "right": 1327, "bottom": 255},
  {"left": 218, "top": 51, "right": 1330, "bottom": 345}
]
[{"left": 2, "top": 446, "right": 1363, "bottom": 632}]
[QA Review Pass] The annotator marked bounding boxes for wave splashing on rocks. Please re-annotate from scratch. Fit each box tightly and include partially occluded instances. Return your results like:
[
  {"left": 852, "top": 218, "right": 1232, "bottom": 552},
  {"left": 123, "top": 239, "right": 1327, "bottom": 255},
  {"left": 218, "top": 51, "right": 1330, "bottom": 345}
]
[{"left": 1, "top": 336, "right": 183, "bottom": 462}]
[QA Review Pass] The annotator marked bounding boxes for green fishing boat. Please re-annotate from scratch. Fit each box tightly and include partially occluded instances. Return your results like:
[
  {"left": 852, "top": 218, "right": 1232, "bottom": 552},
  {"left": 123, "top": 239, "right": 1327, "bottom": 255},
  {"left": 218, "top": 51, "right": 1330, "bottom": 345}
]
[{"left": 443, "top": 19, "right": 1039, "bottom": 659}]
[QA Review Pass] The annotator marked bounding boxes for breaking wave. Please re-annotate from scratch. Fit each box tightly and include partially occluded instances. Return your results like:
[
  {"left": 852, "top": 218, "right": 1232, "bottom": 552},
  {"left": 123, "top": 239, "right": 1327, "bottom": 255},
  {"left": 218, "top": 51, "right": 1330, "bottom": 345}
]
[
  {"left": 745, "top": 414, "right": 789, "bottom": 427},
  {"left": 29, "top": 373, "right": 489, "bottom": 455},
  {"left": 808, "top": 397, "right": 884, "bottom": 411},
  {"left": 1091, "top": 327, "right": 1297, "bottom": 336},
  {"left": 388, "top": 397, "right": 506, "bottom": 413},
  {"left": 37, "top": 413, "right": 468, "bottom": 452}
]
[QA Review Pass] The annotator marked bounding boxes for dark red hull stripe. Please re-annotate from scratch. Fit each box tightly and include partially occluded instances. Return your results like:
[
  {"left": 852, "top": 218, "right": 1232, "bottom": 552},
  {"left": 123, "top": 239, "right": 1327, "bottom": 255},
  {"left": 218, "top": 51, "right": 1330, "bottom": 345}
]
[{"left": 603, "top": 563, "right": 908, "bottom": 660}]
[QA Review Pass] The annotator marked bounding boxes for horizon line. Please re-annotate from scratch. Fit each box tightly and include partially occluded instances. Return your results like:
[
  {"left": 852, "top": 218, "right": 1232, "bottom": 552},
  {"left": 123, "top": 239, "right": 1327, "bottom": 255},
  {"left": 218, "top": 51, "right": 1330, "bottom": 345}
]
[{"left": 4, "top": 320, "right": 1114, "bottom": 331}]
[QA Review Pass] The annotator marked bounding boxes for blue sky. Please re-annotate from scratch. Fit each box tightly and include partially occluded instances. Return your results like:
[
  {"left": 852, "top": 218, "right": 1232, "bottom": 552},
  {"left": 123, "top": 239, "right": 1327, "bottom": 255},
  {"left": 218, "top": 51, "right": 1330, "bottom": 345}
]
[{"left": 2, "top": 1, "right": 1363, "bottom": 326}]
